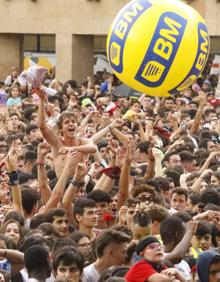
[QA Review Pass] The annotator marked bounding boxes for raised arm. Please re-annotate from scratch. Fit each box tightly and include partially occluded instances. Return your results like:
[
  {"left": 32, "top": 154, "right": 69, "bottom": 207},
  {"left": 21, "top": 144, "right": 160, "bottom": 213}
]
[
  {"left": 165, "top": 221, "right": 198, "bottom": 264},
  {"left": 152, "top": 147, "right": 163, "bottom": 177},
  {"left": 0, "top": 248, "right": 24, "bottom": 275},
  {"left": 40, "top": 151, "right": 76, "bottom": 213},
  {"left": 111, "top": 128, "right": 129, "bottom": 146},
  {"left": 198, "top": 150, "right": 217, "bottom": 174},
  {"left": 37, "top": 89, "right": 61, "bottom": 152},
  {"left": 91, "top": 125, "right": 112, "bottom": 144},
  {"left": 91, "top": 118, "right": 125, "bottom": 144},
  {"left": 62, "top": 138, "right": 97, "bottom": 155},
  {"left": 72, "top": 138, "right": 97, "bottom": 154},
  {"left": 62, "top": 163, "right": 87, "bottom": 209},
  {"left": 6, "top": 148, "right": 24, "bottom": 217},
  {"left": 118, "top": 144, "right": 135, "bottom": 209},
  {"left": 37, "top": 143, "right": 52, "bottom": 204},
  {"left": 191, "top": 169, "right": 212, "bottom": 192},
  {"left": 189, "top": 91, "right": 206, "bottom": 135}
]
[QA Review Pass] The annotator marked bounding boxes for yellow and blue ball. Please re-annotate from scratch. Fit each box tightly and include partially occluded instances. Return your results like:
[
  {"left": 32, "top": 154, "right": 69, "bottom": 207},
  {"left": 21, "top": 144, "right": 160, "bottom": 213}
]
[{"left": 106, "top": 0, "right": 210, "bottom": 97}]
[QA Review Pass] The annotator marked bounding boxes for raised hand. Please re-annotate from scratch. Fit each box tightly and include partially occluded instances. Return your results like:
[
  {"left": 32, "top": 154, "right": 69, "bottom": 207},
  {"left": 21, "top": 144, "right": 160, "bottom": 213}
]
[
  {"left": 125, "top": 140, "right": 138, "bottom": 164},
  {"left": 36, "top": 88, "right": 46, "bottom": 99},
  {"left": 108, "top": 139, "right": 119, "bottom": 156},
  {"left": 152, "top": 147, "right": 163, "bottom": 160},
  {"left": 5, "top": 151, "right": 17, "bottom": 173},
  {"left": 116, "top": 146, "right": 127, "bottom": 167},
  {"left": 197, "top": 90, "right": 207, "bottom": 105},
  {"left": 186, "top": 220, "right": 198, "bottom": 235},
  {"left": 200, "top": 168, "right": 213, "bottom": 179},
  {"left": 37, "top": 142, "right": 50, "bottom": 160},
  {"left": 74, "top": 163, "right": 88, "bottom": 180},
  {"left": 110, "top": 118, "right": 124, "bottom": 128},
  {"left": 118, "top": 206, "right": 127, "bottom": 225},
  {"left": 87, "top": 162, "right": 101, "bottom": 179}
]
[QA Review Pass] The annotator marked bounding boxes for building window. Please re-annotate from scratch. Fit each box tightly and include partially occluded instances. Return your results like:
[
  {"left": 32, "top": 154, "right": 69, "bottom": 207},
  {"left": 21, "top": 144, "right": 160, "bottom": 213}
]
[{"left": 23, "top": 34, "right": 55, "bottom": 53}]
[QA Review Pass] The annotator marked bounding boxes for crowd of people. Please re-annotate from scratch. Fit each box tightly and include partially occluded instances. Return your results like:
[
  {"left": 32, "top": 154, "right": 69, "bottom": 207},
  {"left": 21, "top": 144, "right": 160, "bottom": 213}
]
[{"left": 0, "top": 65, "right": 219, "bottom": 282}]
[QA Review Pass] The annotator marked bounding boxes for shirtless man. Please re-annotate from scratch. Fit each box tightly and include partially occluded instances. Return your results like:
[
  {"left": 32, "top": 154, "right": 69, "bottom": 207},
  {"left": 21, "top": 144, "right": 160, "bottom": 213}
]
[{"left": 37, "top": 90, "right": 97, "bottom": 177}]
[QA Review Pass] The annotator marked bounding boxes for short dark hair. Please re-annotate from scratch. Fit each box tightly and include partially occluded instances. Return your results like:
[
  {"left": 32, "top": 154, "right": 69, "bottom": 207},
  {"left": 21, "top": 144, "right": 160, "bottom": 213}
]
[
  {"left": 25, "top": 124, "right": 38, "bottom": 135},
  {"left": 69, "top": 231, "right": 89, "bottom": 244},
  {"left": 132, "top": 184, "right": 155, "bottom": 199},
  {"left": 174, "top": 211, "right": 192, "bottom": 223},
  {"left": 111, "top": 225, "right": 132, "bottom": 239},
  {"left": 163, "top": 168, "right": 180, "bottom": 187},
  {"left": 52, "top": 238, "right": 77, "bottom": 253},
  {"left": 160, "top": 216, "right": 185, "bottom": 245},
  {"left": 9, "top": 112, "right": 19, "bottom": 119},
  {"left": 137, "top": 141, "right": 150, "bottom": 153},
  {"left": 200, "top": 189, "right": 220, "bottom": 206},
  {"left": 198, "top": 138, "right": 212, "bottom": 150},
  {"left": 204, "top": 108, "right": 216, "bottom": 118},
  {"left": 171, "top": 187, "right": 188, "bottom": 201},
  {"left": 30, "top": 214, "right": 48, "bottom": 229},
  {"left": 37, "top": 223, "right": 60, "bottom": 238},
  {"left": 132, "top": 211, "right": 151, "bottom": 227},
  {"left": 98, "top": 266, "right": 129, "bottom": 282},
  {"left": 19, "top": 173, "right": 35, "bottom": 185},
  {"left": 87, "top": 189, "right": 111, "bottom": 203},
  {"left": 188, "top": 191, "right": 200, "bottom": 206},
  {"left": 96, "top": 230, "right": 130, "bottom": 258},
  {"left": 47, "top": 208, "right": 67, "bottom": 223},
  {"left": 147, "top": 205, "right": 169, "bottom": 223},
  {"left": 146, "top": 177, "right": 170, "bottom": 193},
  {"left": 162, "top": 151, "right": 179, "bottom": 164},
  {"left": 73, "top": 198, "right": 96, "bottom": 218},
  {"left": 24, "top": 151, "right": 37, "bottom": 164},
  {"left": 21, "top": 188, "right": 40, "bottom": 215},
  {"left": 19, "top": 235, "right": 47, "bottom": 253},
  {"left": 210, "top": 255, "right": 220, "bottom": 265},
  {"left": 195, "top": 222, "right": 211, "bottom": 237},
  {"left": 53, "top": 247, "right": 84, "bottom": 274},
  {"left": 24, "top": 245, "right": 50, "bottom": 272},
  {"left": 125, "top": 198, "right": 138, "bottom": 208},
  {"left": 179, "top": 151, "right": 196, "bottom": 162}
]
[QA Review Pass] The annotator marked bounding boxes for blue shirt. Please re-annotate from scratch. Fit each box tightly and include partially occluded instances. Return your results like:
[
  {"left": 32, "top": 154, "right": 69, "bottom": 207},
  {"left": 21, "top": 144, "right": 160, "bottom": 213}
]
[{"left": 6, "top": 97, "right": 22, "bottom": 107}]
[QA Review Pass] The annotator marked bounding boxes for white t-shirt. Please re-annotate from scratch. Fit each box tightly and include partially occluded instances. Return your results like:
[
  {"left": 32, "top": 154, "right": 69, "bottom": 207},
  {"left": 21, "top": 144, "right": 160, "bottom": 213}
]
[
  {"left": 164, "top": 253, "right": 191, "bottom": 281},
  {"left": 20, "top": 269, "right": 54, "bottom": 282},
  {"left": 82, "top": 263, "right": 100, "bottom": 282},
  {"left": 174, "top": 259, "right": 191, "bottom": 281}
]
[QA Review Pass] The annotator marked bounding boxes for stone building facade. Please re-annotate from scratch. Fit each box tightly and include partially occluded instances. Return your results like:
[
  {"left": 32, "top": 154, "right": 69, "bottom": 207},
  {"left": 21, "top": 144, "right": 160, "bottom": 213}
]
[{"left": 0, "top": 0, "right": 220, "bottom": 82}]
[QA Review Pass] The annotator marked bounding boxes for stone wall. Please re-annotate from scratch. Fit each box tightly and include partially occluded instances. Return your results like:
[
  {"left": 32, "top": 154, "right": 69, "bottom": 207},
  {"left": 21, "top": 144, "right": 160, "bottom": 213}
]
[{"left": 0, "top": 0, "right": 220, "bottom": 82}]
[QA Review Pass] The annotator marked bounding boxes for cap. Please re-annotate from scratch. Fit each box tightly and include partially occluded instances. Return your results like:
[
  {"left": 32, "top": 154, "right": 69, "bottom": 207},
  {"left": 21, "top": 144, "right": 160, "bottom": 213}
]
[
  {"left": 136, "top": 236, "right": 160, "bottom": 255},
  {"left": 82, "top": 98, "right": 92, "bottom": 107}
]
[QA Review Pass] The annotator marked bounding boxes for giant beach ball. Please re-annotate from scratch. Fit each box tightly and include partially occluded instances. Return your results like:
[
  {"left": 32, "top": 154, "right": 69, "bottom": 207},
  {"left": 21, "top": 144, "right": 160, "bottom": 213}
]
[{"left": 106, "top": 0, "right": 210, "bottom": 97}]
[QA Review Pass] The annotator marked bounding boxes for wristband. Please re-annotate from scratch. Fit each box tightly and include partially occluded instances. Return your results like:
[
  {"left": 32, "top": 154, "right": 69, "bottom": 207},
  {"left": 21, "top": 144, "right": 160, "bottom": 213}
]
[
  {"left": 8, "top": 171, "right": 19, "bottom": 186},
  {"left": 101, "top": 166, "right": 121, "bottom": 179}
]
